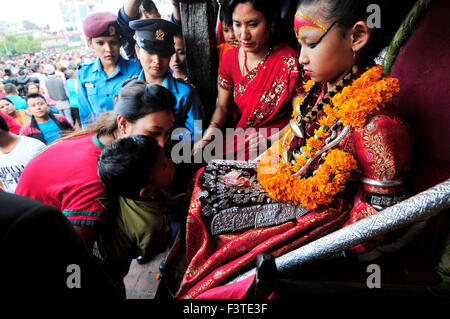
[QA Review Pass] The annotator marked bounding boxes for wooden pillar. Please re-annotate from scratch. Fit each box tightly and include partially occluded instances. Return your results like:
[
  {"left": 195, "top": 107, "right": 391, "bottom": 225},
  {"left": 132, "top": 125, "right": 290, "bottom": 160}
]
[{"left": 180, "top": 0, "right": 218, "bottom": 123}]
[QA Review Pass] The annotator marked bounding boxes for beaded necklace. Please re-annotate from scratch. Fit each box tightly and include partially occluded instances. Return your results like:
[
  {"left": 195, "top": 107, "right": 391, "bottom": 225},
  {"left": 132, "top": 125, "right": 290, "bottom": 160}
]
[{"left": 290, "top": 65, "right": 359, "bottom": 139}]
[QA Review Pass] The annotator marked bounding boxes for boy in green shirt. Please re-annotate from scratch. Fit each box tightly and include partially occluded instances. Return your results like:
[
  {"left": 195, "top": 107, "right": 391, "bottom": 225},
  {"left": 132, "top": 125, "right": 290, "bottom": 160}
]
[{"left": 96, "top": 134, "right": 176, "bottom": 293}]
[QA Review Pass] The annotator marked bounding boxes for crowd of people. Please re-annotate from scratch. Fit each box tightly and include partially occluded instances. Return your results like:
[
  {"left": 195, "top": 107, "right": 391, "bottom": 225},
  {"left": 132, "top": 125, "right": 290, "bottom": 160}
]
[{"left": 0, "top": 0, "right": 448, "bottom": 300}]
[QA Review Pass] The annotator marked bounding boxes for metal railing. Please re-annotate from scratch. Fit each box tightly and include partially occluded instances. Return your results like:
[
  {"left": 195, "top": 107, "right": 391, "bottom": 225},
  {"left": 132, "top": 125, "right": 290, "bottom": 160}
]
[{"left": 228, "top": 178, "right": 450, "bottom": 284}]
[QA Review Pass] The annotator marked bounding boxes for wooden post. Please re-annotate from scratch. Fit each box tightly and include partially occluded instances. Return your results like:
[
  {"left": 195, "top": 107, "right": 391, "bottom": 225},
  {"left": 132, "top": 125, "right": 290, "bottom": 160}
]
[{"left": 179, "top": 0, "right": 218, "bottom": 123}]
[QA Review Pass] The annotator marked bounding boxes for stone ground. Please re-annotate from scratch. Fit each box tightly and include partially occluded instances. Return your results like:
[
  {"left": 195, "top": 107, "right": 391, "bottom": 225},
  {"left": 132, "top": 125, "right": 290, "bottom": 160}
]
[{"left": 123, "top": 249, "right": 169, "bottom": 299}]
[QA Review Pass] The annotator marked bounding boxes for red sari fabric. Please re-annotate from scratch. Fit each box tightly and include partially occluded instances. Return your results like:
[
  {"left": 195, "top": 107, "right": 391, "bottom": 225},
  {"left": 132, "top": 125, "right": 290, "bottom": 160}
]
[
  {"left": 176, "top": 83, "right": 414, "bottom": 299},
  {"left": 218, "top": 43, "right": 303, "bottom": 131},
  {"left": 217, "top": 43, "right": 304, "bottom": 160}
]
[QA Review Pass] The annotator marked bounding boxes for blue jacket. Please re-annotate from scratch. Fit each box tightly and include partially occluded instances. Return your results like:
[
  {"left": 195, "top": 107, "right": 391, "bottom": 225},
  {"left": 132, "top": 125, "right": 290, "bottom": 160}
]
[
  {"left": 19, "top": 113, "right": 74, "bottom": 144},
  {"left": 138, "top": 71, "right": 203, "bottom": 142},
  {"left": 77, "top": 56, "right": 142, "bottom": 127}
]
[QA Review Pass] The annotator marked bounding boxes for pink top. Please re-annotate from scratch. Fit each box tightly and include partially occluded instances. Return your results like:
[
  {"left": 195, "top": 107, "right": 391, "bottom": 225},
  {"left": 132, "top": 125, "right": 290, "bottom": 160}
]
[{"left": 15, "top": 134, "right": 108, "bottom": 226}]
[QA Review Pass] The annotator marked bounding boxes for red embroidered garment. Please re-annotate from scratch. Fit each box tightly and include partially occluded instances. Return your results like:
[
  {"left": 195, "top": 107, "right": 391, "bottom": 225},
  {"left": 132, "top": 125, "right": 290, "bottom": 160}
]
[
  {"left": 175, "top": 83, "right": 414, "bottom": 298},
  {"left": 218, "top": 43, "right": 304, "bottom": 160},
  {"left": 219, "top": 43, "right": 303, "bottom": 131}
]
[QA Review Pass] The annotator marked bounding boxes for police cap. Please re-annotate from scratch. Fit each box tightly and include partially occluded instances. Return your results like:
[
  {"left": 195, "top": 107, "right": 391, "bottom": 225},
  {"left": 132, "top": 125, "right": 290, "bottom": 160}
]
[{"left": 130, "top": 18, "right": 180, "bottom": 56}]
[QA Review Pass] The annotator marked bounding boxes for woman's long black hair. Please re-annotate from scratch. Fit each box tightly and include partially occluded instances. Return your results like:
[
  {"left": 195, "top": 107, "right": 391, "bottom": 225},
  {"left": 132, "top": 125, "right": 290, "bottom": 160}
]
[{"left": 61, "top": 80, "right": 176, "bottom": 140}]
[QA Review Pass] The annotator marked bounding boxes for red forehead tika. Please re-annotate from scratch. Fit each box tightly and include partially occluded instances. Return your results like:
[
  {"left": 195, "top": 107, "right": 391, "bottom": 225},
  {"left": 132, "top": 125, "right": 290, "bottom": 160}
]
[{"left": 294, "top": 12, "right": 327, "bottom": 37}]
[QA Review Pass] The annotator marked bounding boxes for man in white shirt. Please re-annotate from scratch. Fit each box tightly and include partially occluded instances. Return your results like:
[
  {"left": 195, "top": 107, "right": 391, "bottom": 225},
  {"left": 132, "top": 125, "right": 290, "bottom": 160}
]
[
  {"left": 30, "top": 64, "right": 48, "bottom": 93},
  {"left": 0, "top": 113, "right": 46, "bottom": 193}
]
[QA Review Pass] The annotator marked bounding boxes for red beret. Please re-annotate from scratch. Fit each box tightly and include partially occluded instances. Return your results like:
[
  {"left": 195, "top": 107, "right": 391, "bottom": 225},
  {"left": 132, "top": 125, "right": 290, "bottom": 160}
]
[{"left": 83, "top": 12, "right": 120, "bottom": 38}]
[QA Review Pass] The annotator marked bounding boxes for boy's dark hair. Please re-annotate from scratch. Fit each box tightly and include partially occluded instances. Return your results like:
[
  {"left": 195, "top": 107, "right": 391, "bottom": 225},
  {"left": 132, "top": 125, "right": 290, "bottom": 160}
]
[
  {"left": 26, "top": 93, "right": 47, "bottom": 104},
  {"left": 4, "top": 83, "right": 18, "bottom": 95},
  {"left": 298, "top": 0, "right": 399, "bottom": 69},
  {"left": 220, "top": 1, "right": 233, "bottom": 26},
  {"left": 0, "top": 113, "right": 9, "bottom": 131},
  {"left": 97, "top": 135, "right": 161, "bottom": 199}
]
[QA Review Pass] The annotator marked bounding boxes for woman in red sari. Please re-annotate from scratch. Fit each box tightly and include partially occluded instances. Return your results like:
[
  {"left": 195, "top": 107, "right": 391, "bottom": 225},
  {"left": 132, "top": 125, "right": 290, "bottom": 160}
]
[{"left": 193, "top": 0, "right": 305, "bottom": 161}]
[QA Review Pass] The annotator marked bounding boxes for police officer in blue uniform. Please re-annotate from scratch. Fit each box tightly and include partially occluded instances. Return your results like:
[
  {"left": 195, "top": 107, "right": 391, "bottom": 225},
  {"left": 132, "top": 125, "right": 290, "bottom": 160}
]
[
  {"left": 77, "top": 12, "right": 142, "bottom": 127},
  {"left": 130, "top": 18, "right": 204, "bottom": 143}
]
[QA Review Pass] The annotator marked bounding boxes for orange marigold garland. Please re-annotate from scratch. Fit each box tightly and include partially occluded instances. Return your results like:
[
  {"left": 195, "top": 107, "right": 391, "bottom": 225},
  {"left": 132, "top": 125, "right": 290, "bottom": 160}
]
[
  {"left": 257, "top": 146, "right": 357, "bottom": 210},
  {"left": 292, "top": 80, "right": 315, "bottom": 118},
  {"left": 258, "top": 65, "right": 400, "bottom": 210},
  {"left": 332, "top": 65, "right": 400, "bottom": 127}
]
